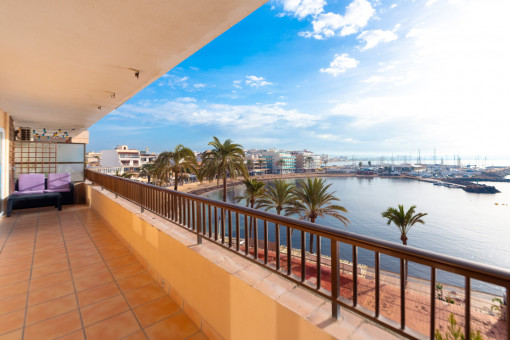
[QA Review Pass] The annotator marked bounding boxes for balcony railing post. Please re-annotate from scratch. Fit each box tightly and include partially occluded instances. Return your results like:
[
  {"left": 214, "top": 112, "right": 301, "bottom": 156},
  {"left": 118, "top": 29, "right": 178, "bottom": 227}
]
[
  {"left": 331, "top": 239, "right": 340, "bottom": 319},
  {"left": 140, "top": 185, "right": 144, "bottom": 213},
  {"left": 506, "top": 285, "right": 510, "bottom": 340},
  {"left": 430, "top": 267, "right": 435, "bottom": 340},
  {"left": 196, "top": 202, "right": 202, "bottom": 245},
  {"left": 465, "top": 277, "right": 471, "bottom": 340}
]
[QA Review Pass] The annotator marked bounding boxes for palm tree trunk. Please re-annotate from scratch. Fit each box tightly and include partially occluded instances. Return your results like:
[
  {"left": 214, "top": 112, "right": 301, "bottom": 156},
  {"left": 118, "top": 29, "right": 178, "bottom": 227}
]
[
  {"left": 174, "top": 171, "right": 179, "bottom": 191},
  {"left": 249, "top": 201, "right": 254, "bottom": 243},
  {"left": 309, "top": 217, "right": 315, "bottom": 253},
  {"left": 222, "top": 177, "right": 227, "bottom": 202},
  {"left": 401, "top": 235, "right": 408, "bottom": 288}
]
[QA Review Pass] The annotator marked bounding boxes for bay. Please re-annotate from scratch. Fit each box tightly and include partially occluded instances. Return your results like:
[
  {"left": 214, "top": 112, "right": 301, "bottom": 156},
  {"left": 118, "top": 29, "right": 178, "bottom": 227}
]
[{"left": 202, "top": 177, "right": 510, "bottom": 294}]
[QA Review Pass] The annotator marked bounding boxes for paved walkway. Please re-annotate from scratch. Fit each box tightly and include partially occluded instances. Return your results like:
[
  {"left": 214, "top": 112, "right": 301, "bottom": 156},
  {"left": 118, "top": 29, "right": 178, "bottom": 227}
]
[{"left": 0, "top": 205, "right": 208, "bottom": 340}]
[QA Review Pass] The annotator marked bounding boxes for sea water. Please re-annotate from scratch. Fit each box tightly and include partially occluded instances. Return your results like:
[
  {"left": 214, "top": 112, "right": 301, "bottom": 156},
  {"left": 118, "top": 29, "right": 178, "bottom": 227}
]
[{"left": 202, "top": 177, "right": 510, "bottom": 294}]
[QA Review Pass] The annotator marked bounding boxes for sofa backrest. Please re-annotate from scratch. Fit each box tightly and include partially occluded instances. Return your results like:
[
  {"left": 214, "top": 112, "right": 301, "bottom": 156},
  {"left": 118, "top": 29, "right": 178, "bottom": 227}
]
[
  {"left": 18, "top": 174, "right": 46, "bottom": 192},
  {"left": 47, "top": 173, "right": 71, "bottom": 190}
]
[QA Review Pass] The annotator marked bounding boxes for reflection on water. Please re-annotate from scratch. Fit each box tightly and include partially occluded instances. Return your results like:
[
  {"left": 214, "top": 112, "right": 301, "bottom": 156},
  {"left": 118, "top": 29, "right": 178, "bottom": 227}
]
[{"left": 202, "top": 177, "right": 510, "bottom": 293}]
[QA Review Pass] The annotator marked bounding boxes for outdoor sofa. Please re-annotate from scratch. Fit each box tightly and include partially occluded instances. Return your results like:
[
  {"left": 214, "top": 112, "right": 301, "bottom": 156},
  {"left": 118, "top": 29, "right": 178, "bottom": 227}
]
[{"left": 6, "top": 173, "right": 74, "bottom": 216}]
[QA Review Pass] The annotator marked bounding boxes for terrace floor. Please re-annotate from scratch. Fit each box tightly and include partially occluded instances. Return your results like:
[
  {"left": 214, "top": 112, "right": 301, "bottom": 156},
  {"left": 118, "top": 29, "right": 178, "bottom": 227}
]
[{"left": 0, "top": 205, "right": 208, "bottom": 340}]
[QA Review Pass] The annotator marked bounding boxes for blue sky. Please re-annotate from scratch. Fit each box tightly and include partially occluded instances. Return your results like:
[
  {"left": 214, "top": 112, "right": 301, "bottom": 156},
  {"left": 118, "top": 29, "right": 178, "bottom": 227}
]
[{"left": 89, "top": 0, "right": 510, "bottom": 159}]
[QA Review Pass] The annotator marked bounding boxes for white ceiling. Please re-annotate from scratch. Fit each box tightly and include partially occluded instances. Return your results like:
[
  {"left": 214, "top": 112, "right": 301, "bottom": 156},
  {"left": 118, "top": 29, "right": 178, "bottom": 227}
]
[{"left": 0, "top": 0, "right": 266, "bottom": 133}]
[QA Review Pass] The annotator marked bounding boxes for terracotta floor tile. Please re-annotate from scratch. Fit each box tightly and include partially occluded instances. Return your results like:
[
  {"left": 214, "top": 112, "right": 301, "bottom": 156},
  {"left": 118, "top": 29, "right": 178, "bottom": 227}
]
[
  {"left": 24, "top": 310, "right": 82, "bottom": 340},
  {"left": 106, "top": 255, "right": 138, "bottom": 269},
  {"left": 67, "top": 249, "right": 99, "bottom": 260},
  {"left": 117, "top": 272, "right": 155, "bottom": 292},
  {"left": 111, "top": 263, "right": 146, "bottom": 280},
  {"left": 125, "top": 283, "right": 166, "bottom": 308},
  {"left": 0, "top": 329, "right": 23, "bottom": 340},
  {"left": 68, "top": 254, "right": 103, "bottom": 268},
  {"left": 0, "top": 262, "right": 32, "bottom": 276},
  {"left": 28, "top": 280, "right": 75, "bottom": 306},
  {"left": 0, "top": 281, "right": 29, "bottom": 300},
  {"left": 29, "top": 270, "right": 72, "bottom": 291},
  {"left": 84, "top": 311, "right": 140, "bottom": 340},
  {"left": 134, "top": 296, "right": 180, "bottom": 328},
  {"left": 123, "top": 330, "right": 148, "bottom": 340},
  {"left": 26, "top": 294, "right": 77, "bottom": 325},
  {"left": 80, "top": 294, "right": 130, "bottom": 326},
  {"left": 53, "top": 329, "right": 85, "bottom": 340},
  {"left": 71, "top": 261, "right": 108, "bottom": 279},
  {"left": 76, "top": 282, "right": 121, "bottom": 307},
  {"left": 0, "top": 255, "right": 32, "bottom": 268},
  {"left": 0, "top": 309, "right": 25, "bottom": 335},
  {"left": 32, "top": 254, "right": 66, "bottom": 268},
  {"left": 0, "top": 293, "right": 27, "bottom": 316},
  {"left": 0, "top": 270, "right": 30, "bottom": 287},
  {"left": 144, "top": 312, "right": 199, "bottom": 340},
  {"left": 187, "top": 332, "right": 208, "bottom": 340},
  {"left": 30, "top": 260, "right": 69, "bottom": 278},
  {"left": 33, "top": 248, "right": 66, "bottom": 260},
  {"left": 73, "top": 270, "right": 113, "bottom": 291}
]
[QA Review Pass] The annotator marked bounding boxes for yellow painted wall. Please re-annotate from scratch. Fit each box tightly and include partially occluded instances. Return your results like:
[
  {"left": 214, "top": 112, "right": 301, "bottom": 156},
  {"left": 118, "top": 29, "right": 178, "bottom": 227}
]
[{"left": 86, "top": 185, "right": 336, "bottom": 340}]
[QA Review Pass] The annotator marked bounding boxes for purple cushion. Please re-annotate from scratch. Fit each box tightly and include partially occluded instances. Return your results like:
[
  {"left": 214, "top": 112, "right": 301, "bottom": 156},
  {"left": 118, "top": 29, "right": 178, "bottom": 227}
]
[
  {"left": 44, "top": 188, "right": 70, "bottom": 193},
  {"left": 18, "top": 174, "right": 45, "bottom": 192},
  {"left": 47, "top": 173, "right": 71, "bottom": 191},
  {"left": 12, "top": 190, "right": 45, "bottom": 195}
]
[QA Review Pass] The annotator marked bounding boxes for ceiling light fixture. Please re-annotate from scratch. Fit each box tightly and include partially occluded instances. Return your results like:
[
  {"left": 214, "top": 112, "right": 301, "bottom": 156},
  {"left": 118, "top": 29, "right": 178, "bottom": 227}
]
[{"left": 129, "top": 68, "right": 140, "bottom": 79}]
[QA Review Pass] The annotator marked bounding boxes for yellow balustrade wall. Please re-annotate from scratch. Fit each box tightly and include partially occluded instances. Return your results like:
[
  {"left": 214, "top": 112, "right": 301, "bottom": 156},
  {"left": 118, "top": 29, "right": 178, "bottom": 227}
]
[{"left": 85, "top": 184, "right": 336, "bottom": 340}]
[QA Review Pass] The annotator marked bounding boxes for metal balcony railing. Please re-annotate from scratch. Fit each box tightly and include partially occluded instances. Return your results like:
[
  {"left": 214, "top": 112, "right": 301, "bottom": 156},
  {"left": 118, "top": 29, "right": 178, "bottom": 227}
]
[{"left": 85, "top": 170, "right": 510, "bottom": 340}]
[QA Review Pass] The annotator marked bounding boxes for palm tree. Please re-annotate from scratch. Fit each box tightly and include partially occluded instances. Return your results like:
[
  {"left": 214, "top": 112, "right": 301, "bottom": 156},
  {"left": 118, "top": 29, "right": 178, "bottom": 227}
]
[
  {"left": 381, "top": 204, "right": 427, "bottom": 286},
  {"left": 190, "top": 161, "right": 208, "bottom": 183},
  {"left": 381, "top": 205, "right": 427, "bottom": 246},
  {"left": 235, "top": 178, "right": 266, "bottom": 209},
  {"left": 203, "top": 137, "right": 248, "bottom": 202},
  {"left": 288, "top": 178, "right": 349, "bottom": 253},
  {"left": 139, "top": 163, "right": 156, "bottom": 184},
  {"left": 246, "top": 159, "right": 254, "bottom": 171},
  {"left": 235, "top": 178, "right": 266, "bottom": 240},
  {"left": 305, "top": 156, "right": 314, "bottom": 172},
  {"left": 258, "top": 180, "right": 296, "bottom": 215},
  {"left": 277, "top": 159, "right": 285, "bottom": 174},
  {"left": 257, "top": 159, "right": 265, "bottom": 174},
  {"left": 154, "top": 144, "right": 196, "bottom": 190}
]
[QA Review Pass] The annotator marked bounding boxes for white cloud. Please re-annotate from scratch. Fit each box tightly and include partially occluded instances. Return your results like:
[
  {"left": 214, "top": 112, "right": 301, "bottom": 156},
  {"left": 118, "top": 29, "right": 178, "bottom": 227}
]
[
  {"left": 357, "top": 28, "right": 398, "bottom": 50},
  {"left": 406, "top": 28, "right": 426, "bottom": 39},
  {"left": 158, "top": 75, "right": 189, "bottom": 88},
  {"left": 193, "top": 83, "right": 206, "bottom": 89},
  {"left": 312, "top": 133, "right": 362, "bottom": 143},
  {"left": 233, "top": 80, "right": 242, "bottom": 89},
  {"left": 245, "top": 75, "right": 274, "bottom": 87},
  {"left": 280, "top": 0, "right": 326, "bottom": 19},
  {"left": 300, "top": 0, "right": 375, "bottom": 39},
  {"left": 320, "top": 54, "right": 359, "bottom": 76},
  {"left": 119, "top": 99, "right": 318, "bottom": 130},
  {"left": 390, "top": 4, "right": 397, "bottom": 9}
]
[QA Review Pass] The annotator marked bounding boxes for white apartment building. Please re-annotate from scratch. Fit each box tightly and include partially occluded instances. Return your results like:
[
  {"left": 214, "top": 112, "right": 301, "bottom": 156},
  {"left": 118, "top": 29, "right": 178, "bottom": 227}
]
[
  {"left": 291, "top": 150, "right": 322, "bottom": 172},
  {"left": 85, "top": 151, "right": 101, "bottom": 167},
  {"left": 260, "top": 149, "right": 296, "bottom": 174},
  {"left": 244, "top": 149, "right": 269, "bottom": 174},
  {"left": 100, "top": 145, "right": 157, "bottom": 169}
]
